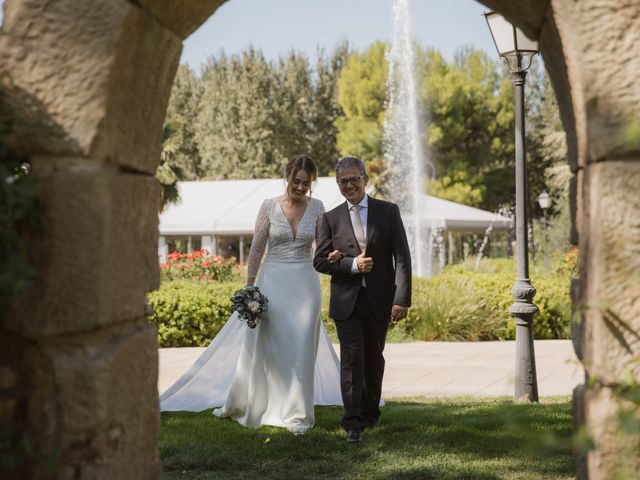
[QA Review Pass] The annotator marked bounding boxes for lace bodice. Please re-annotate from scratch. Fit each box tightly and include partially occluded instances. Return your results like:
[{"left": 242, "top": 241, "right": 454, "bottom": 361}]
[{"left": 247, "top": 197, "right": 326, "bottom": 281}]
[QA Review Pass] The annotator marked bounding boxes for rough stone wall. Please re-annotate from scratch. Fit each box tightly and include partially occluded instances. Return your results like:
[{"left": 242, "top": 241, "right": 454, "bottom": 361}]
[
  {"left": 483, "top": 1, "right": 640, "bottom": 478},
  {"left": 0, "top": 0, "right": 226, "bottom": 478}
]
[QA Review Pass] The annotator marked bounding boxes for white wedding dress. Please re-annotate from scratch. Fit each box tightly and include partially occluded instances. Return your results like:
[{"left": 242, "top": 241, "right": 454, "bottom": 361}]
[{"left": 159, "top": 197, "right": 343, "bottom": 433}]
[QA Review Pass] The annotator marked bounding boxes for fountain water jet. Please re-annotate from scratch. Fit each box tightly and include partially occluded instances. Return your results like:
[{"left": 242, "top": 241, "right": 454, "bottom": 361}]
[{"left": 383, "top": 0, "right": 434, "bottom": 277}]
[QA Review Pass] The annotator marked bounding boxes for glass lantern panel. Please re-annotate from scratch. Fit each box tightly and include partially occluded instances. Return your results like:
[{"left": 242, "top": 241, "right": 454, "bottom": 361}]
[
  {"left": 515, "top": 28, "right": 538, "bottom": 52},
  {"left": 486, "top": 13, "right": 515, "bottom": 54}
]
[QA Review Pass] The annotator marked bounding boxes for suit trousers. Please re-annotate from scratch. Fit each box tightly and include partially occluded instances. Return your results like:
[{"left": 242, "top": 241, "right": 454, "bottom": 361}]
[{"left": 334, "top": 286, "right": 390, "bottom": 432}]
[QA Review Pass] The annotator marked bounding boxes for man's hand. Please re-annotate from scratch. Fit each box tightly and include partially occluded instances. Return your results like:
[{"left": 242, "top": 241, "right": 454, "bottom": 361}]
[
  {"left": 327, "top": 249, "right": 343, "bottom": 263},
  {"left": 391, "top": 305, "right": 408, "bottom": 322},
  {"left": 356, "top": 253, "right": 373, "bottom": 273}
]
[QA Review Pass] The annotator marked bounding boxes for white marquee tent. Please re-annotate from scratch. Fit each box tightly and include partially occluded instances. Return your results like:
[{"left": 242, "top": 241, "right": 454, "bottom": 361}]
[{"left": 158, "top": 178, "right": 512, "bottom": 263}]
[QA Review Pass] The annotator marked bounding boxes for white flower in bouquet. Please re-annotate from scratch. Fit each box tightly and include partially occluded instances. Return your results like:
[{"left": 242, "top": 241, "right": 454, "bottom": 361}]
[{"left": 247, "top": 300, "right": 260, "bottom": 313}]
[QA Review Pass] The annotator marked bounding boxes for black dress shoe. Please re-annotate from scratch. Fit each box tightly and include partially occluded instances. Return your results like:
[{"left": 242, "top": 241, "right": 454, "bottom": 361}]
[
  {"left": 365, "top": 420, "right": 377, "bottom": 430},
  {"left": 346, "top": 429, "right": 363, "bottom": 443}
]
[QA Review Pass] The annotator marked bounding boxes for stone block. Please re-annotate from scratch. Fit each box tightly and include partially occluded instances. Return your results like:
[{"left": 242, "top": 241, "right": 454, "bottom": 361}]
[
  {"left": 0, "top": 366, "right": 17, "bottom": 390},
  {"left": 133, "top": 0, "right": 226, "bottom": 39},
  {"left": 581, "top": 161, "right": 640, "bottom": 384},
  {"left": 23, "top": 321, "right": 161, "bottom": 479},
  {"left": 0, "top": 398, "right": 16, "bottom": 418},
  {"left": 583, "top": 385, "right": 640, "bottom": 480},
  {"left": 0, "top": 0, "right": 181, "bottom": 174},
  {"left": 573, "top": 384, "right": 588, "bottom": 480},
  {"left": 551, "top": 0, "right": 640, "bottom": 163},
  {"left": 4, "top": 162, "right": 160, "bottom": 338},
  {"left": 570, "top": 277, "right": 584, "bottom": 362}
]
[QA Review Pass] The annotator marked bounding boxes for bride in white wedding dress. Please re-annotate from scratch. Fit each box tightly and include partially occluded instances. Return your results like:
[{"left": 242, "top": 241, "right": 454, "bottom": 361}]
[{"left": 159, "top": 155, "right": 342, "bottom": 434}]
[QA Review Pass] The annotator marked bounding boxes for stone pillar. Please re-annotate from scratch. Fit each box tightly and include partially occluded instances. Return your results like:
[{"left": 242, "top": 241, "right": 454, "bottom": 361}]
[
  {"left": 212, "top": 235, "right": 219, "bottom": 256},
  {"left": 201, "top": 235, "right": 214, "bottom": 256},
  {"left": 539, "top": 2, "right": 640, "bottom": 478},
  {"left": 480, "top": 0, "right": 640, "bottom": 476},
  {"left": 0, "top": 0, "right": 191, "bottom": 477}
]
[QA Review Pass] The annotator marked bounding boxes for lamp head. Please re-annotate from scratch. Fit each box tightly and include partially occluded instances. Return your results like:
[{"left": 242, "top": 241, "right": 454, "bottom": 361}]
[
  {"left": 484, "top": 11, "right": 539, "bottom": 72},
  {"left": 537, "top": 190, "right": 551, "bottom": 209}
]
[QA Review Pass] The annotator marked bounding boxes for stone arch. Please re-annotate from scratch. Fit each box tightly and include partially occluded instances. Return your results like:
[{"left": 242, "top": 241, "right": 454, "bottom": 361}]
[
  {"left": 0, "top": 0, "right": 638, "bottom": 478},
  {"left": 480, "top": 2, "right": 640, "bottom": 478}
]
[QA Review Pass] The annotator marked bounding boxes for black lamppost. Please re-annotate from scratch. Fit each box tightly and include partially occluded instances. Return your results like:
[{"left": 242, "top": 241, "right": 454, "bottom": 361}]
[
  {"left": 537, "top": 190, "right": 551, "bottom": 270},
  {"left": 484, "top": 11, "right": 539, "bottom": 402}
]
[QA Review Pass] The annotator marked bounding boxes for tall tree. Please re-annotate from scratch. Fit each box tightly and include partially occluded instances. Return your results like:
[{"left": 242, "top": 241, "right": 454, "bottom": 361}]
[
  {"left": 421, "top": 47, "right": 515, "bottom": 210},
  {"left": 196, "top": 49, "right": 283, "bottom": 179},
  {"left": 192, "top": 45, "right": 349, "bottom": 180},
  {"left": 157, "top": 64, "right": 203, "bottom": 210},
  {"left": 335, "top": 41, "right": 388, "bottom": 190},
  {"left": 308, "top": 42, "right": 349, "bottom": 175},
  {"left": 272, "top": 51, "right": 314, "bottom": 174}
]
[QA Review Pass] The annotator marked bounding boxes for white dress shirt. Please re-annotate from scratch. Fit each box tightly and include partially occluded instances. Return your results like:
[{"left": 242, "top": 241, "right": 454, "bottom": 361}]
[{"left": 347, "top": 195, "right": 368, "bottom": 274}]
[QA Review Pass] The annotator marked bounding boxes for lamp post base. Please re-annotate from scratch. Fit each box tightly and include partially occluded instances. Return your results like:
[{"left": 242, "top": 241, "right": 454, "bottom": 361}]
[{"left": 510, "top": 279, "right": 539, "bottom": 402}]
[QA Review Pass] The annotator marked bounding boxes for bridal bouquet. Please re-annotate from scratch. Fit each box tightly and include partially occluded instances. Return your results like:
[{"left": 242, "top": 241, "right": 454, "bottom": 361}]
[{"left": 230, "top": 285, "right": 269, "bottom": 329}]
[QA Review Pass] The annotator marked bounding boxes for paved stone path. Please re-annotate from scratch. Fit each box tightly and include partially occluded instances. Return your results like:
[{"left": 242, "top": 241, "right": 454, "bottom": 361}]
[{"left": 159, "top": 340, "right": 583, "bottom": 398}]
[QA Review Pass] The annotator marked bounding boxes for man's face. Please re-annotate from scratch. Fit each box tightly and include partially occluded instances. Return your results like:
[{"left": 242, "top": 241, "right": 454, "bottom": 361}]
[{"left": 337, "top": 166, "right": 368, "bottom": 204}]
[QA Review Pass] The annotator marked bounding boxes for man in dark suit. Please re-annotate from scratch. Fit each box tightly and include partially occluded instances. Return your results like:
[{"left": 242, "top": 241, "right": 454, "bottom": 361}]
[{"left": 314, "top": 156, "right": 412, "bottom": 443}]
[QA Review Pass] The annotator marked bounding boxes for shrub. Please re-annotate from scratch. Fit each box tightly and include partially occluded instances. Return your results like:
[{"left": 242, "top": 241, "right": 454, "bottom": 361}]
[
  {"left": 404, "top": 277, "right": 507, "bottom": 341},
  {"left": 147, "top": 279, "right": 243, "bottom": 347},
  {"left": 160, "top": 249, "right": 236, "bottom": 282},
  {"left": 393, "top": 258, "right": 571, "bottom": 341},
  {"left": 148, "top": 258, "right": 572, "bottom": 347}
]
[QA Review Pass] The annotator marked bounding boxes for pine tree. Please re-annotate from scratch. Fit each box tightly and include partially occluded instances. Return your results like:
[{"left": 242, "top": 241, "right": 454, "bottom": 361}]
[{"left": 157, "top": 64, "right": 203, "bottom": 209}]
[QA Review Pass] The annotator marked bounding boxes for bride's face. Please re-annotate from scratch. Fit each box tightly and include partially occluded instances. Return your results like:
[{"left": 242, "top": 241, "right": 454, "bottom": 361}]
[{"left": 287, "top": 169, "right": 312, "bottom": 200}]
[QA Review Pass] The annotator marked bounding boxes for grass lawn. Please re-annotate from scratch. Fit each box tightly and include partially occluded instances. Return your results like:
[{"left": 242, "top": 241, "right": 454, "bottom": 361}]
[{"left": 160, "top": 397, "right": 574, "bottom": 480}]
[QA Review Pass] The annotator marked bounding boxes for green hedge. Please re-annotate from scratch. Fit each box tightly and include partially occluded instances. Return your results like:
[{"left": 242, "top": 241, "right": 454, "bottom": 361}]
[
  {"left": 397, "top": 262, "right": 571, "bottom": 341},
  {"left": 147, "top": 280, "right": 243, "bottom": 347},
  {"left": 148, "top": 258, "right": 572, "bottom": 347}
]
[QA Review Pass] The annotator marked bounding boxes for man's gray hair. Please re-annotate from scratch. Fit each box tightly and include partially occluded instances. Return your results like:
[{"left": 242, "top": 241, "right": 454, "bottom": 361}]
[{"left": 335, "top": 156, "right": 366, "bottom": 177}]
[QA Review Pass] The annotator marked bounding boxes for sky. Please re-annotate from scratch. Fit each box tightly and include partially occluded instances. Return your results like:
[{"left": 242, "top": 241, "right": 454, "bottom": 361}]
[
  {"left": 182, "top": 0, "right": 496, "bottom": 70},
  {"left": 0, "top": 0, "right": 497, "bottom": 69}
]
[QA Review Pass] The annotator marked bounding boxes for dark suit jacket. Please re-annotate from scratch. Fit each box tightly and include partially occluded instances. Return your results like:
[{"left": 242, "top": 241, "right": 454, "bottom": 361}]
[{"left": 314, "top": 195, "right": 412, "bottom": 321}]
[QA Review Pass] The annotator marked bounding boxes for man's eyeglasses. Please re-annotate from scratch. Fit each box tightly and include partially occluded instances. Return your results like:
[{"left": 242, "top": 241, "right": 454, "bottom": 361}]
[{"left": 337, "top": 175, "right": 366, "bottom": 187}]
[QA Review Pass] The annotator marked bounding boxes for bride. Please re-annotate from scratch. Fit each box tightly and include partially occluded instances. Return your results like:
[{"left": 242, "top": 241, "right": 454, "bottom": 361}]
[{"left": 159, "top": 154, "right": 342, "bottom": 434}]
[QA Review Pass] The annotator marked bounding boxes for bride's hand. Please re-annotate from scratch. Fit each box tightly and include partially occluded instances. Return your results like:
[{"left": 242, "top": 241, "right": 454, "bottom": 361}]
[{"left": 327, "top": 249, "right": 343, "bottom": 263}]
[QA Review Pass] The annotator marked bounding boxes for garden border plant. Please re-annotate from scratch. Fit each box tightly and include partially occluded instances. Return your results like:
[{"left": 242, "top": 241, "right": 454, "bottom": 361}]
[{"left": 148, "top": 255, "right": 574, "bottom": 347}]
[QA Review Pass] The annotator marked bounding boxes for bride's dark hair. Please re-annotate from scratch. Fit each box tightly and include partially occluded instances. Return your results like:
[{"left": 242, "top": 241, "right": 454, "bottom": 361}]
[{"left": 284, "top": 154, "right": 318, "bottom": 194}]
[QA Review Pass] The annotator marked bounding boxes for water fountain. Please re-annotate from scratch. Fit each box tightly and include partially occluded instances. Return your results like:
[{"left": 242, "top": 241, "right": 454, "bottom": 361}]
[
  {"left": 474, "top": 224, "right": 494, "bottom": 270},
  {"left": 383, "top": 0, "right": 434, "bottom": 277}
]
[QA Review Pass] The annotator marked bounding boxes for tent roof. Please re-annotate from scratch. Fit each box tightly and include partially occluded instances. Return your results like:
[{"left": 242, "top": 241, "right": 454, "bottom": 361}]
[
  {"left": 417, "top": 195, "right": 512, "bottom": 231},
  {"left": 158, "top": 178, "right": 512, "bottom": 235}
]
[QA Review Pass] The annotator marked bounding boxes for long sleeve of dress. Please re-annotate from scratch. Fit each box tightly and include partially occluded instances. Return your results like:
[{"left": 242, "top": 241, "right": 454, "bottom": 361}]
[
  {"left": 246, "top": 199, "right": 271, "bottom": 283},
  {"left": 311, "top": 199, "right": 326, "bottom": 252}
]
